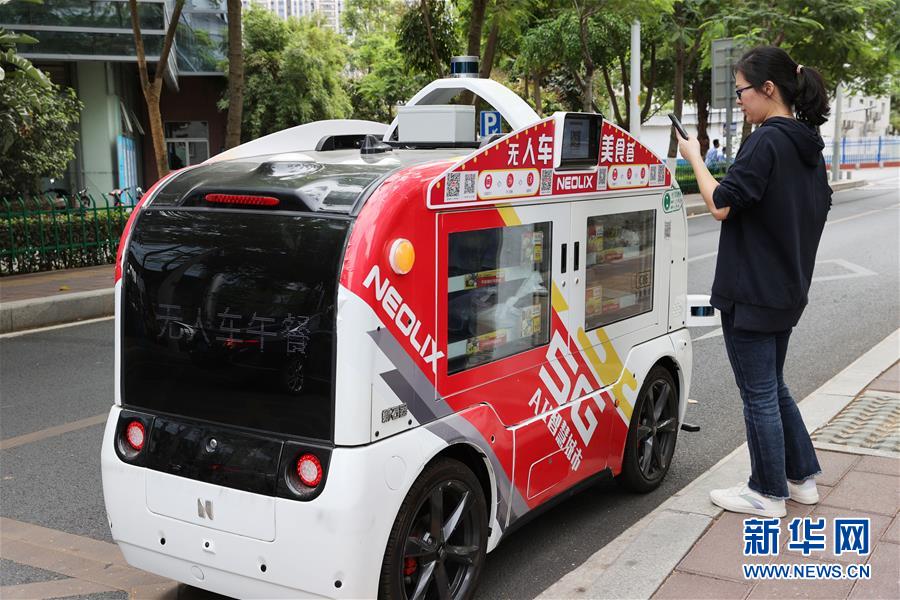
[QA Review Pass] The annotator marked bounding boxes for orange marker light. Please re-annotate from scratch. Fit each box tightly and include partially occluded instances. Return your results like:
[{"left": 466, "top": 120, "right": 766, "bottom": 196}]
[{"left": 389, "top": 239, "right": 415, "bottom": 275}]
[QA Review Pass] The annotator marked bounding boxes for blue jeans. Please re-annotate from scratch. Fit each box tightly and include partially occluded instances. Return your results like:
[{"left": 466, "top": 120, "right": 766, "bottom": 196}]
[{"left": 721, "top": 310, "right": 821, "bottom": 498}]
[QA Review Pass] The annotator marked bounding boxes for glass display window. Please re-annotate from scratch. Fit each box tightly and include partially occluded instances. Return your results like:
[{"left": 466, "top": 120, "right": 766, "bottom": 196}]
[
  {"left": 584, "top": 210, "right": 655, "bottom": 330},
  {"left": 447, "top": 222, "right": 552, "bottom": 374}
]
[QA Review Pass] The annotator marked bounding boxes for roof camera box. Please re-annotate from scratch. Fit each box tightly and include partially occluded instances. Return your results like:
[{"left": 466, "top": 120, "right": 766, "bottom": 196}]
[{"left": 397, "top": 105, "right": 475, "bottom": 143}]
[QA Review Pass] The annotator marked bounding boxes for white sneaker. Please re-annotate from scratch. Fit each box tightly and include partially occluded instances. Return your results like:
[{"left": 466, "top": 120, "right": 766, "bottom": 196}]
[
  {"left": 788, "top": 479, "right": 819, "bottom": 504},
  {"left": 710, "top": 483, "right": 787, "bottom": 518}
]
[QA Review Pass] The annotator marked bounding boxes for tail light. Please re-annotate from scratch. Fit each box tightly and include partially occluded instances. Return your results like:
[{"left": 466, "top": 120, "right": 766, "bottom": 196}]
[
  {"left": 296, "top": 453, "right": 323, "bottom": 487},
  {"left": 125, "top": 420, "right": 146, "bottom": 452},
  {"left": 205, "top": 193, "right": 280, "bottom": 207}
]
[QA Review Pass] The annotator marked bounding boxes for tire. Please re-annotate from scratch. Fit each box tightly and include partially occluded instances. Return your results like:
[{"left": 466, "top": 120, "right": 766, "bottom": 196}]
[
  {"left": 379, "top": 458, "right": 488, "bottom": 600},
  {"left": 617, "top": 365, "right": 679, "bottom": 493}
]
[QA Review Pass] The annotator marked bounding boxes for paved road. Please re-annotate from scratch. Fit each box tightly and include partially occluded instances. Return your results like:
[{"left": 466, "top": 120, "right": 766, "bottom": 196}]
[{"left": 1, "top": 172, "right": 897, "bottom": 598}]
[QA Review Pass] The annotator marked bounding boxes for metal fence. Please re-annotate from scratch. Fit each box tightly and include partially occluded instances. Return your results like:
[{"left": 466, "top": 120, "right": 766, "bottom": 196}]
[
  {"left": 1, "top": 195, "right": 131, "bottom": 276},
  {"left": 822, "top": 136, "right": 900, "bottom": 165}
]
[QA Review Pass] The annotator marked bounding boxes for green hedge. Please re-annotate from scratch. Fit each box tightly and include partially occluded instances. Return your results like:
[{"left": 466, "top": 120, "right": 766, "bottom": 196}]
[{"left": 1, "top": 201, "right": 130, "bottom": 275}]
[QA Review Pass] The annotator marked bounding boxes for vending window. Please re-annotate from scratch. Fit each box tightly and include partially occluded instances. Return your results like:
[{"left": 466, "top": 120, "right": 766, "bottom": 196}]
[
  {"left": 447, "top": 223, "right": 552, "bottom": 374},
  {"left": 584, "top": 210, "right": 655, "bottom": 330}
]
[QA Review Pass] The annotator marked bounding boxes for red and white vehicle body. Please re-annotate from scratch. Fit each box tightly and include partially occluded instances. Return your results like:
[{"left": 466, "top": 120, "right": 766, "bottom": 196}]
[{"left": 101, "top": 73, "right": 715, "bottom": 599}]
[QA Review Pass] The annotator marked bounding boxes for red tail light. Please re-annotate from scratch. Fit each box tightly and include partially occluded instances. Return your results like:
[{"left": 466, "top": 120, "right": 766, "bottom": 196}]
[
  {"left": 205, "top": 193, "right": 280, "bottom": 207},
  {"left": 296, "top": 453, "right": 322, "bottom": 487},
  {"left": 125, "top": 420, "right": 146, "bottom": 452}
]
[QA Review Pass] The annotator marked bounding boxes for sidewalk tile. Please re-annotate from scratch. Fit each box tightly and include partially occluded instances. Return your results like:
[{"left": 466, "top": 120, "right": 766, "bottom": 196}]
[
  {"left": 848, "top": 542, "right": 899, "bottom": 599},
  {"left": 677, "top": 513, "right": 774, "bottom": 582},
  {"left": 653, "top": 571, "right": 752, "bottom": 599},
  {"left": 783, "top": 506, "right": 892, "bottom": 564},
  {"left": 820, "top": 471, "right": 900, "bottom": 516},
  {"left": 814, "top": 451, "right": 859, "bottom": 487},
  {"left": 854, "top": 455, "right": 899, "bottom": 477},
  {"left": 883, "top": 516, "right": 900, "bottom": 544},
  {"left": 866, "top": 363, "right": 899, "bottom": 394},
  {"left": 747, "top": 557, "right": 855, "bottom": 599}
]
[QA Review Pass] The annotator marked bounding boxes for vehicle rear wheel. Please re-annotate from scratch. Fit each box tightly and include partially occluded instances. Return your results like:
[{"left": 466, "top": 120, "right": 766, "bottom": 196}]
[
  {"left": 379, "top": 458, "right": 487, "bottom": 600},
  {"left": 617, "top": 365, "right": 679, "bottom": 493}
]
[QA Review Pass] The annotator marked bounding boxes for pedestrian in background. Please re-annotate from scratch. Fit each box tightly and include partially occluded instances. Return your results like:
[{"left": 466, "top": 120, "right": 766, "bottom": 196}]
[
  {"left": 676, "top": 46, "right": 832, "bottom": 518},
  {"left": 705, "top": 138, "right": 723, "bottom": 169}
]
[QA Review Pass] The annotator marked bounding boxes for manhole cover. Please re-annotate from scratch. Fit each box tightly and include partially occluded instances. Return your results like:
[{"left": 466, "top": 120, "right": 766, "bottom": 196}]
[{"left": 812, "top": 391, "right": 900, "bottom": 453}]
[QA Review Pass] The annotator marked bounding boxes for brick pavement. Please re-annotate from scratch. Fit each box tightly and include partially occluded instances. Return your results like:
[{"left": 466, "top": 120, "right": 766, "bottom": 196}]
[{"left": 653, "top": 364, "right": 900, "bottom": 600}]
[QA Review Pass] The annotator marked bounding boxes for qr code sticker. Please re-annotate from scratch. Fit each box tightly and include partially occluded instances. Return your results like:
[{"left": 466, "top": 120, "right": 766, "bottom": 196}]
[
  {"left": 463, "top": 172, "right": 476, "bottom": 198},
  {"left": 446, "top": 172, "right": 461, "bottom": 200},
  {"left": 540, "top": 168, "right": 553, "bottom": 195},
  {"left": 648, "top": 165, "right": 657, "bottom": 184},
  {"left": 597, "top": 166, "right": 608, "bottom": 190}
]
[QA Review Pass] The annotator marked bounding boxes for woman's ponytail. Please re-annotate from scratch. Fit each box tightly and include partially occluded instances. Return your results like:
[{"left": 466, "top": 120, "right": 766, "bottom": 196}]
[
  {"left": 735, "top": 46, "right": 831, "bottom": 127},
  {"left": 794, "top": 65, "right": 830, "bottom": 126}
]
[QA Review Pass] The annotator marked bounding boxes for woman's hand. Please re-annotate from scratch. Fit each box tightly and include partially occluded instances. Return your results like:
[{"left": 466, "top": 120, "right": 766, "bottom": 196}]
[{"left": 677, "top": 133, "right": 702, "bottom": 163}]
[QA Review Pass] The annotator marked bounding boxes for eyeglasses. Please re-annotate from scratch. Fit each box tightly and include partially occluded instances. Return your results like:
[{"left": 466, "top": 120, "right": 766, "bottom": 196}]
[{"left": 735, "top": 85, "right": 754, "bottom": 100}]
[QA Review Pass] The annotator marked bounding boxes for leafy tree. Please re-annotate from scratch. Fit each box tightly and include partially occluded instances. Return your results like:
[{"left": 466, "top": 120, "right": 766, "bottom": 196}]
[
  {"left": 0, "top": 80, "right": 82, "bottom": 196},
  {"left": 343, "top": 0, "right": 425, "bottom": 121},
  {"left": 397, "top": 1, "right": 459, "bottom": 78},
  {"left": 240, "top": 7, "right": 352, "bottom": 140},
  {"left": 1, "top": 11, "right": 82, "bottom": 197}
]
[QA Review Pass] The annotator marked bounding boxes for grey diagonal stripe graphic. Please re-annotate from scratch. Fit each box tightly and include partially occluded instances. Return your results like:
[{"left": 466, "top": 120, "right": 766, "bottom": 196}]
[{"left": 367, "top": 327, "right": 529, "bottom": 529}]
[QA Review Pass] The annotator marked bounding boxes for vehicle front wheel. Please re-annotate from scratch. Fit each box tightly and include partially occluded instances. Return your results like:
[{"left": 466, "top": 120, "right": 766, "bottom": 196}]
[
  {"left": 379, "top": 458, "right": 488, "bottom": 600},
  {"left": 617, "top": 365, "right": 679, "bottom": 493}
]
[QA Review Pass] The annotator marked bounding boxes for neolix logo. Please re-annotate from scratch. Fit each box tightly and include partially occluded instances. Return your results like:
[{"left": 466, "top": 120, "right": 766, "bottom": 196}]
[{"left": 197, "top": 499, "right": 214, "bottom": 520}]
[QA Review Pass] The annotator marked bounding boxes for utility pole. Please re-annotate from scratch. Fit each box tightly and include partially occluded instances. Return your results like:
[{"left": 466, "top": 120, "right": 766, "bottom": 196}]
[
  {"left": 831, "top": 84, "right": 843, "bottom": 182},
  {"left": 629, "top": 20, "right": 641, "bottom": 139}
]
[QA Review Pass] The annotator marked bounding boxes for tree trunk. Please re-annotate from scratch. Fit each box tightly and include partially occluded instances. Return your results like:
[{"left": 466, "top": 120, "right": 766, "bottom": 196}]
[
  {"left": 741, "top": 115, "right": 753, "bottom": 148},
  {"left": 479, "top": 18, "right": 500, "bottom": 78},
  {"left": 693, "top": 78, "right": 710, "bottom": 158},
  {"left": 129, "top": 0, "right": 184, "bottom": 180},
  {"left": 225, "top": 0, "right": 244, "bottom": 149},
  {"left": 533, "top": 72, "right": 542, "bottom": 115},
  {"left": 467, "top": 0, "right": 487, "bottom": 57},
  {"left": 420, "top": 0, "right": 443, "bottom": 76},
  {"left": 639, "top": 41, "right": 656, "bottom": 122},
  {"left": 618, "top": 55, "right": 630, "bottom": 130},
  {"left": 523, "top": 73, "right": 529, "bottom": 103},
  {"left": 582, "top": 66, "right": 594, "bottom": 113},
  {"left": 601, "top": 65, "right": 624, "bottom": 127},
  {"left": 667, "top": 32, "right": 685, "bottom": 158},
  {"left": 143, "top": 83, "right": 168, "bottom": 179}
]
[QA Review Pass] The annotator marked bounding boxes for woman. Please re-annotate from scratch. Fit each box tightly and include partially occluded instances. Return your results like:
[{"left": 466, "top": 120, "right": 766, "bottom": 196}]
[{"left": 677, "top": 46, "right": 832, "bottom": 518}]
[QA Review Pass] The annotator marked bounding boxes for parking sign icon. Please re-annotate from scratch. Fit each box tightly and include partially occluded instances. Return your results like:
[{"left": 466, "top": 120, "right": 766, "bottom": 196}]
[{"left": 480, "top": 111, "right": 501, "bottom": 137}]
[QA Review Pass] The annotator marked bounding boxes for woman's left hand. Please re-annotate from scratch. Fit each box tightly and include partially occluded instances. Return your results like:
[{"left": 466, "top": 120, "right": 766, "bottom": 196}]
[{"left": 677, "top": 134, "right": 702, "bottom": 163}]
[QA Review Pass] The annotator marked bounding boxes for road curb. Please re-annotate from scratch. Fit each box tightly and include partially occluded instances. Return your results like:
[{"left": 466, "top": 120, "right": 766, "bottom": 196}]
[
  {"left": 683, "top": 178, "right": 868, "bottom": 218},
  {"left": 0, "top": 288, "right": 114, "bottom": 334},
  {"left": 538, "top": 328, "right": 900, "bottom": 600}
]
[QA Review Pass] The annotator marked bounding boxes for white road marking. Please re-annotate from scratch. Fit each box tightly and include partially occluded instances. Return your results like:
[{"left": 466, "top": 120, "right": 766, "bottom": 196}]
[
  {"left": 0, "top": 316, "right": 113, "bottom": 339},
  {"left": 812, "top": 259, "right": 877, "bottom": 283},
  {"left": 692, "top": 327, "right": 723, "bottom": 342}
]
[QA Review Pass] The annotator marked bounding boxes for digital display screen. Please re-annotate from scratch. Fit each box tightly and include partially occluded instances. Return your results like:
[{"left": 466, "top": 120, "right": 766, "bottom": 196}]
[{"left": 560, "top": 114, "right": 602, "bottom": 168}]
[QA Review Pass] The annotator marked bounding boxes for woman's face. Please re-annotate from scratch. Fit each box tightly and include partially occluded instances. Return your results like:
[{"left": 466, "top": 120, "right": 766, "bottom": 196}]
[{"left": 735, "top": 71, "right": 780, "bottom": 125}]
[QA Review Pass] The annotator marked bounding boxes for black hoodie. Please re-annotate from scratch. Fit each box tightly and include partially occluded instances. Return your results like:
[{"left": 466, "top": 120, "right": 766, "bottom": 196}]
[{"left": 710, "top": 117, "right": 831, "bottom": 332}]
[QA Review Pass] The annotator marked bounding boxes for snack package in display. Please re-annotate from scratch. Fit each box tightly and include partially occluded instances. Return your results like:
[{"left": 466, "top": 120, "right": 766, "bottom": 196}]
[
  {"left": 466, "top": 329, "right": 510, "bottom": 358},
  {"left": 519, "top": 304, "right": 543, "bottom": 337},
  {"left": 464, "top": 269, "right": 502, "bottom": 289},
  {"left": 586, "top": 284, "right": 604, "bottom": 317}
]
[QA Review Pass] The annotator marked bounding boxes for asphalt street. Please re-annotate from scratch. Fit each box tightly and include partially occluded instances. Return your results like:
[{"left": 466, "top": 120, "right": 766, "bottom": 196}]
[{"left": 0, "top": 171, "right": 897, "bottom": 599}]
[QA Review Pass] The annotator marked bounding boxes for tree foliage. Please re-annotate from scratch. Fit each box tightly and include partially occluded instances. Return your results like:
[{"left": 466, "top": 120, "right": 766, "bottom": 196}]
[
  {"left": 0, "top": 79, "right": 83, "bottom": 196},
  {"left": 397, "top": 1, "right": 459, "bottom": 78},
  {"left": 240, "top": 7, "right": 352, "bottom": 140}
]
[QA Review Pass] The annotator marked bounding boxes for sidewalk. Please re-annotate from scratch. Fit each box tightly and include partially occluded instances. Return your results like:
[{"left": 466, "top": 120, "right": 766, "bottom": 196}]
[
  {"left": 0, "top": 264, "right": 114, "bottom": 333},
  {"left": 540, "top": 329, "right": 900, "bottom": 600}
]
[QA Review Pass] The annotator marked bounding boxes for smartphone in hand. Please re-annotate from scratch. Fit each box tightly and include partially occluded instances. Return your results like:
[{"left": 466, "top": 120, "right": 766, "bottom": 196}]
[{"left": 668, "top": 113, "right": 689, "bottom": 140}]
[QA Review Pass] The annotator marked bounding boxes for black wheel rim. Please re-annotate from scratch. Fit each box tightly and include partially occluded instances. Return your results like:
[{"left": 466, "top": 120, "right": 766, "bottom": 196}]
[
  {"left": 402, "top": 480, "right": 481, "bottom": 600},
  {"left": 635, "top": 379, "right": 677, "bottom": 480}
]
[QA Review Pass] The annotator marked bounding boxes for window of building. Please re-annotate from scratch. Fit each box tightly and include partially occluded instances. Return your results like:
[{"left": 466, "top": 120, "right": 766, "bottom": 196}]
[
  {"left": 165, "top": 121, "right": 209, "bottom": 169},
  {"left": 584, "top": 210, "right": 655, "bottom": 330},
  {"left": 447, "top": 223, "right": 552, "bottom": 374}
]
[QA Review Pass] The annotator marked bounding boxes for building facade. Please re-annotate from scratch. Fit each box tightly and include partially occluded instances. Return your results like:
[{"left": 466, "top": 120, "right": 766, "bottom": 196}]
[
  {"left": 243, "top": 0, "right": 343, "bottom": 32},
  {"left": 0, "top": 0, "right": 229, "bottom": 202}
]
